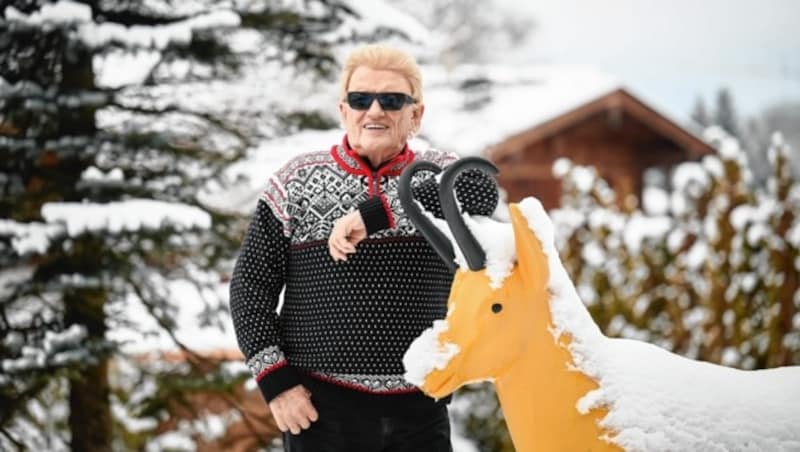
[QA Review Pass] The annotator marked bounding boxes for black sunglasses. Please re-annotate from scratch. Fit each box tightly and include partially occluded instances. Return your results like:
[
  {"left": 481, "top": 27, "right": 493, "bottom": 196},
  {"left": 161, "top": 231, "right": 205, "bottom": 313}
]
[{"left": 346, "top": 92, "right": 416, "bottom": 111}]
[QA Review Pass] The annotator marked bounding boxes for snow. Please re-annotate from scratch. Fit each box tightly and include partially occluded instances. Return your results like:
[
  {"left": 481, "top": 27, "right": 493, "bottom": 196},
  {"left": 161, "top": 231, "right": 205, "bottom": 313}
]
[
  {"left": 671, "top": 162, "right": 709, "bottom": 197},
  {"left": 78, "top": 9, "right": 239, "bottom": 49},
  {"left": 0, "top": 219, "right": 64, "bottom": 255},
  {"left": 41, "top": 199, "right": 211, "bottom": 237},
  {"left": 81, "top": 166, "right": 125, "bottom": 182},
  {"left": 516, "top": 197, "right": 800, "bottom": 451},
  {"left": 3, "top": 325, "right": 90, "bottom": 373},
  {"left": 641, "top": 186, "right": 669, "bottom": 216},
  {"left": 94, "top": 50, "right": 161, "bottom": 88},
  {"left": 109, "top": 277, "right": 236, "bottom": 353},
  {"left": 552, "top": 157, "right": 572, "bottom": 178},
  {"left": 43, "top": 324, "right": 87, "bottom": 354},
  {"left": 623, "top": 213, "right": 672, "bottom": 254},
  {"left": 464, "top": 216, "right": 517, "bottom": 289},
  {"left": 403, "top": 318, "right": 460, "bottom": 388},
  {"left": 4, "top": 0, "right": 91, "bottom": 24},
  {"left": 343, "top": 0, "right": 430, "bottom": 43},
  {"left": 420, "top": 64, "right": 619, "bottom": 156},
  {"left": 684, "top": 241, "right": 709, "bottom": 270},
  {"left": 145, "top": 431, "right": 195, "bottom": 452}
]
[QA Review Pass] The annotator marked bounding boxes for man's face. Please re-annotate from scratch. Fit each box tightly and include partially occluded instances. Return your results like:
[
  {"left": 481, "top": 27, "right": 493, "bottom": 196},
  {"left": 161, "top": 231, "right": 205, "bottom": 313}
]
[{"left": 339, "top": 66, "right": 424, "bottom": 165}]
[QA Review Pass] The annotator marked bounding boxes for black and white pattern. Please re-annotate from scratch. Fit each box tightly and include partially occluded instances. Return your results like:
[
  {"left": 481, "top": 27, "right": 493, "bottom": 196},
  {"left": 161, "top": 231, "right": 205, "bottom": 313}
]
[
  {"left": 247, "top": 345, "right": 288, "bottom": 379},
  {"left": 310, "top": 371, "right": 419, "bottom": 393},
  {"left": 230, "top": 137, "right": 498, "bottom": 407}
]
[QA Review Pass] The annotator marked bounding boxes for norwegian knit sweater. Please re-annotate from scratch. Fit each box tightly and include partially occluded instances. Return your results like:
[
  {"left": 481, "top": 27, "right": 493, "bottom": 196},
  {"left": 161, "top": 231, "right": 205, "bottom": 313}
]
[{"left": 229, "top": 136, "right": 498, "bottom": 416}]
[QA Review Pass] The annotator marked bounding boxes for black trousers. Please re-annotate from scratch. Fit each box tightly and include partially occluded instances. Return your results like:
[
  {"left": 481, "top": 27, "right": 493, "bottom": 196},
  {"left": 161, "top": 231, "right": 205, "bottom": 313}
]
[{"left": 282, "top": 404, "right": 453, "bottom": 452}]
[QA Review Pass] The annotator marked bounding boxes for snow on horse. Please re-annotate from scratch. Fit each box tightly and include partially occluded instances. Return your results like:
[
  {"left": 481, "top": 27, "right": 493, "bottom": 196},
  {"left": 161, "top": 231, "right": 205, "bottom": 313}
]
[{"left": 399, "top": 158, "right": 800, "bottom": 452}]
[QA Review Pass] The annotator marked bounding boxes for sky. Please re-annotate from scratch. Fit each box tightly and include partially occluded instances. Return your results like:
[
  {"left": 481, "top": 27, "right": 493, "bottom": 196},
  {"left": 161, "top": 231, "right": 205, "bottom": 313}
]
[{"left": 501, "top": 0, "right": 800, "bottom": 121}]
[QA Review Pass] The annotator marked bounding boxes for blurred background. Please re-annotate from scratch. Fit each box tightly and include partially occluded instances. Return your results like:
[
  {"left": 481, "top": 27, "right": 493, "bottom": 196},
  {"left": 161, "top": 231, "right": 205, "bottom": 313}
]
[{"left": 1, "top": 0, "right": 798, "bottom": 451}]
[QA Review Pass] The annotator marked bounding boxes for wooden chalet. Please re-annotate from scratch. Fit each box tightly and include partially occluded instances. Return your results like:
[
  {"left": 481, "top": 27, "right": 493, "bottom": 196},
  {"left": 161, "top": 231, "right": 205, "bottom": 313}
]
[{"left": 484, "top": 88, "right": 716, "bottom": 209}]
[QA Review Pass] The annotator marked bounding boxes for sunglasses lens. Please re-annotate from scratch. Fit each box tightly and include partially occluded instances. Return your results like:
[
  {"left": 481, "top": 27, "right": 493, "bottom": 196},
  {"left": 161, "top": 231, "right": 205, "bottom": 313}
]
[
  {"left": 377, "top": 93, "right": 405, "bottom": 110},
  {"left": 347, "top": 92, "right": 375, "bottom": 110}
]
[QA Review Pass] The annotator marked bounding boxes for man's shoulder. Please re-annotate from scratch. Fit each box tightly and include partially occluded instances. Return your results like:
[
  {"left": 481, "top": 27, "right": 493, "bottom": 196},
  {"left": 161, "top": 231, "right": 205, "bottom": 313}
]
[{"left": 272, "top": 148, "right": 336, "bottom": 183}]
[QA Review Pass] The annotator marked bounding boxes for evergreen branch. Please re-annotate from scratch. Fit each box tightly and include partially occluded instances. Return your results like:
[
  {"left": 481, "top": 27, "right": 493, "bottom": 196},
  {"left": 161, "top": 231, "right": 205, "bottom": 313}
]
[
  {"left": 0, "top": 377, "right": 50, "bottom": 433},
  {"left": 0, "top": 425, "right": 25, "bottom": 451},
  {"left": 127, "top": 276, "right": 213, "bottom": 370},
  {"left": 106, "top": 101, "right": 251, "bottom": 151},
  {"left": 90, "top": 4, "right": 206, "bottom": 28}
]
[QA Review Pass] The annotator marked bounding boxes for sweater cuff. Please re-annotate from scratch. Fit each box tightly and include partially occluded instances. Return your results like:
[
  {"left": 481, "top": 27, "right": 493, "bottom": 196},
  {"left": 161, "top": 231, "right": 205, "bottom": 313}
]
[
  {"left": 358, "top": 196, "right": 392, "bottom": 235},
  {"left": 256, "top": 363, "right": 302, "bottom": 403}
]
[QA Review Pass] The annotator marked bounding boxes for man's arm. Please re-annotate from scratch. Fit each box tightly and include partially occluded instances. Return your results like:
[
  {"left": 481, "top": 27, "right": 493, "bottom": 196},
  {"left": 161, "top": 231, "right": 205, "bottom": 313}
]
[
  {"left": 229, "top": 200, "right": 317, "bottom": 433},
  {"left": 329, "top": 160, "right": 499, "bottom": 260}
]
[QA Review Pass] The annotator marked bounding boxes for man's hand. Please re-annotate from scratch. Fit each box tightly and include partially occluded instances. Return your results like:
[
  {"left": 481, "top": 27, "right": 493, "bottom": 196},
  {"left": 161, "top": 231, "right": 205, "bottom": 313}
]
[
  {"left": 268, "top": 385, "right": 319, "bottom": 435},
  {"left": 328, "top": 210, "right": 367, "bottom": 261}
]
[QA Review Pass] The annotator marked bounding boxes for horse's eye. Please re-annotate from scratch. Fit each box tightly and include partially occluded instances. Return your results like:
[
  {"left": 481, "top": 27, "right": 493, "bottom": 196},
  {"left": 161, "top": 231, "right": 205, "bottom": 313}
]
[{"left": 491, "top": 303, "right": 503, "bottom": 314}]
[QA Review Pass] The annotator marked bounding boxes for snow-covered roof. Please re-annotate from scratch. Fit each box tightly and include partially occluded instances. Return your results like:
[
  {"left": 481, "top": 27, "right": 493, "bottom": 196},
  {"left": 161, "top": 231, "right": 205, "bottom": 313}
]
[{"left": 420, "top": 64, "right": 620, "bottom": 156}]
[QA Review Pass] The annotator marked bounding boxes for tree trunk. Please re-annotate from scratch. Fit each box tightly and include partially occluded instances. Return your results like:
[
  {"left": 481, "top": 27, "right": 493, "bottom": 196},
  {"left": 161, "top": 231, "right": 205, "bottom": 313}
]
[
  {"left": 66, "top": 289, "right": 112, "bottom": 452},
  {"left": 62, "top": 30, "right": 112, "bottom": 450}
]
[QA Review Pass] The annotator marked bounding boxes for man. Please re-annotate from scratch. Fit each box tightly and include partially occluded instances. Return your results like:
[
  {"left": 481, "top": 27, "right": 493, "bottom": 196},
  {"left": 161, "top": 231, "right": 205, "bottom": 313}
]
[{"left": 229, "top": 44, "right": 498, "bottom": 451}]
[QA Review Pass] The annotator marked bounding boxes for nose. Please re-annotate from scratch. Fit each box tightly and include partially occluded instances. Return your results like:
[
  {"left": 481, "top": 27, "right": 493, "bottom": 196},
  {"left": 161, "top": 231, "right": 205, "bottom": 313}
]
[{"left": 365, "top": 98, "right": 385, "bottom": 116}]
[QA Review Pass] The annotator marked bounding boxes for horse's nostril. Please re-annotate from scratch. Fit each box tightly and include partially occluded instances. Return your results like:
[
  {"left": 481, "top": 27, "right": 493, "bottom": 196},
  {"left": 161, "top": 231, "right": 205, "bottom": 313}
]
[{"left": 491, "top": 303, "right": 503, "bottom": 313}]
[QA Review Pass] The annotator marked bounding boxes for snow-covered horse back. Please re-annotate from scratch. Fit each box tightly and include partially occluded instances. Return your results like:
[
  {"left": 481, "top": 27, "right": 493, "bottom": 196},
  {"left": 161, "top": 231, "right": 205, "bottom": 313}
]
[{"left": 399, "top": 158, "right": 800, "bottom": 452}]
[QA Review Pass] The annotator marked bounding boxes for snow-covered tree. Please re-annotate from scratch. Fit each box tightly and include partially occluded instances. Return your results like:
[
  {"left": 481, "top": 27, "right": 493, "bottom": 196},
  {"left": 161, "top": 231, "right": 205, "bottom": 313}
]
[
  {"left": 0, "top": 1, "right": 406, "bottom": 449},
  {"left": 551, "top": 127, "right": 799, "bottom": 370},
  {"left": 391, "top": 0, "right": 535, "bottom": 66},
  {"left": 714, "top": 87, "right": 740, "bottom": 138},
  {"left": 690, "top": 96, "right": 710, "bottom": 129}
]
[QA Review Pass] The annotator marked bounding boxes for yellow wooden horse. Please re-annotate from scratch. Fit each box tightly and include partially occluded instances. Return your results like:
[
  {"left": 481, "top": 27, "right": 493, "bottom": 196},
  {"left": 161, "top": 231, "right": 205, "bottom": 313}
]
[{"left": 399, "top": 158, "right": 800, "bottom": 452}]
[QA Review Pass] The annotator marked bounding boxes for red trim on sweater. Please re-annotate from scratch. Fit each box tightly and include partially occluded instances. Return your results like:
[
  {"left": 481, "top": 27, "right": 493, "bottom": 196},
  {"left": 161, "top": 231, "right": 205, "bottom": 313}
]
[
  {"left": 255, "top": 360, "right": 288, "bottom": 382},
  {"left": 331, "top": 135, "right": 415, "bottom": 179},
  {"left": 329, "top": 134, "right": 415, "bottom": 227},
  {"left": 379, "top": 195, "right": 396, "bottom": 229}
]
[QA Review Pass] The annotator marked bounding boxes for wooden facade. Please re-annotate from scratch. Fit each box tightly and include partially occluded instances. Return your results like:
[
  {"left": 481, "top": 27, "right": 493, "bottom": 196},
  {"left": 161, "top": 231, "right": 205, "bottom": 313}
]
[{"left": 484, "top": 88, "right": 716, "bottom": 210}]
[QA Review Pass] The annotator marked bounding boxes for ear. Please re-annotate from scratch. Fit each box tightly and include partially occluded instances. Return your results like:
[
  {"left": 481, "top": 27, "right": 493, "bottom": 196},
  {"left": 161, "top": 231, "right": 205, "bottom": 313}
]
[
  {"left": 412, "top": 103, "right": 425, "bottom": 129},
  {"left": 509, "top": 203, "right": 549, "bottom": 291},
  {"left": 338, "top": 101, "right": 347, "bottom": 124}
]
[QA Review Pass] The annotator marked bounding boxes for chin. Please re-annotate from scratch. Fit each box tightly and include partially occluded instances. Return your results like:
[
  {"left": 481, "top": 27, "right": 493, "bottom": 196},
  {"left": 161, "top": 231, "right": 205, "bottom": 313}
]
[{"left": 361, "top": 140, "right": 401, "bottom": 155}]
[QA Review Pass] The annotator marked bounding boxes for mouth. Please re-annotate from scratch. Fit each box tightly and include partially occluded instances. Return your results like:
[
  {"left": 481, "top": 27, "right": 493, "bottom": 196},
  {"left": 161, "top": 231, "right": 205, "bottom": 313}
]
[
  {"left": 363, "top": 123, "right": 389, "bottom": 131},
  {"left": 421, "top": 366, "right": 461, "bottom": 399}
]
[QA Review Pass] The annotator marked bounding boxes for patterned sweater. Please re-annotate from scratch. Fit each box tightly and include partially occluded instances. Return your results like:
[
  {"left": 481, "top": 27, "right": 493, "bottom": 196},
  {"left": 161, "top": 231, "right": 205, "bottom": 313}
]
[{"left": 229, "top": 136, "right": 498, "bottom": 415}]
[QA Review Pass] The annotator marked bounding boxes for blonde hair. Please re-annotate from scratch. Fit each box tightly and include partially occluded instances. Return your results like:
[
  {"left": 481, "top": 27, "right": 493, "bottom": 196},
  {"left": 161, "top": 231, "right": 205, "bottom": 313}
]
[{"left": 339, "top": 44, "right": 423, "bottom": 103}]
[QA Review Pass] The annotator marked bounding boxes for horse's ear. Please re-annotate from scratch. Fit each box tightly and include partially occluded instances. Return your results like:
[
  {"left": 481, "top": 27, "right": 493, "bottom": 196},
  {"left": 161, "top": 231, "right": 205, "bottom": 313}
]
[{"left": 509, "top": 203, "right": 549, "bottom": 291}]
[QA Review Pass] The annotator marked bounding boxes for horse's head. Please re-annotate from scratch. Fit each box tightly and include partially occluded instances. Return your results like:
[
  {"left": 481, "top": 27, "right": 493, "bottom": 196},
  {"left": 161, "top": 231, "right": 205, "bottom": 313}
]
[{"left": 400, "top": 159, "right": 550, "bottom": 399}]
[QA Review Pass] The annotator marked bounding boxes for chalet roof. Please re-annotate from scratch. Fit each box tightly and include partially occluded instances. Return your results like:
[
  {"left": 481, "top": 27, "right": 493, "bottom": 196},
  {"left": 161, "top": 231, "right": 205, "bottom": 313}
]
[
  {"left": 419, "top": 64, "right": 715, "bottom": 159},
  {"left": 485, "top": 88, "right": 717, "bottom": 162}
]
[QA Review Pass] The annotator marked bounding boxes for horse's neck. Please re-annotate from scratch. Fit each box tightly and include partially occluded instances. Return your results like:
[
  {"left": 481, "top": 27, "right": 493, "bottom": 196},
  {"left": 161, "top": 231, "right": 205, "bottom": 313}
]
[{"left": 494, "top": 291, "right": 621, "bottom": 452}]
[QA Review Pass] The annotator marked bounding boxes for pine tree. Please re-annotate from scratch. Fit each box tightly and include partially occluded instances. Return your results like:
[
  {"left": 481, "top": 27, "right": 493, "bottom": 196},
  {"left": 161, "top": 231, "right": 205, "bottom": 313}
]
[
  {"left": 1, "top": 1, "right": 403, "bottom": 449},
  {"left": 690, "top": 96, "right": 710, "bottom": 129},
  {"left": 714, "top": 87, "right": 740, "bottom": 138},
  {"left": 392, "top": 0, "right": 535, "bottom": 65}
]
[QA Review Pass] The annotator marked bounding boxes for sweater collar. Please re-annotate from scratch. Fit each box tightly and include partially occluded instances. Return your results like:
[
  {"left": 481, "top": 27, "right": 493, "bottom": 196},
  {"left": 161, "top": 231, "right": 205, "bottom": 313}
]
[{"left": 331, "top": 134, "right": 415, "bottom": 176}]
